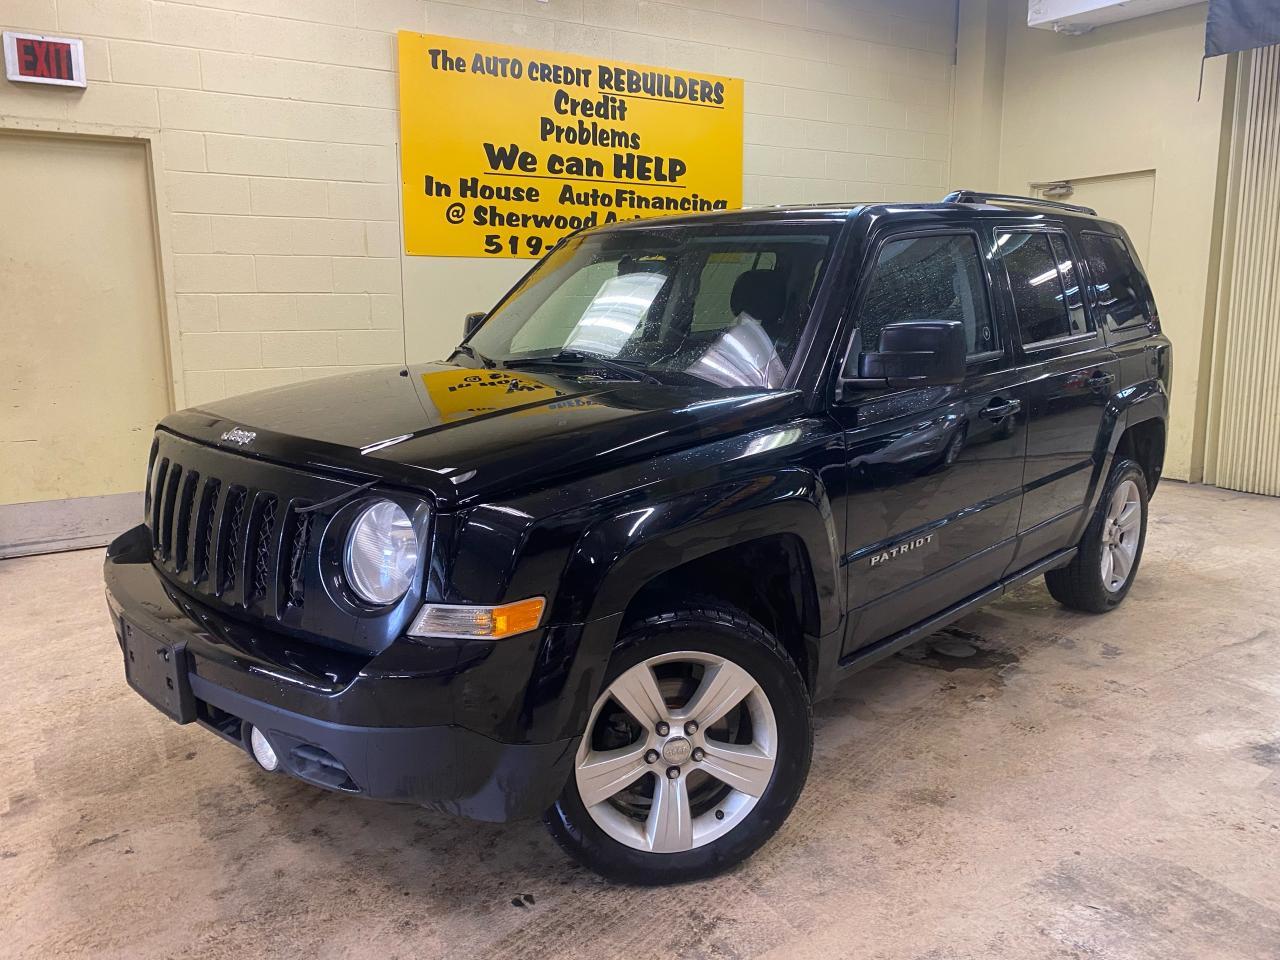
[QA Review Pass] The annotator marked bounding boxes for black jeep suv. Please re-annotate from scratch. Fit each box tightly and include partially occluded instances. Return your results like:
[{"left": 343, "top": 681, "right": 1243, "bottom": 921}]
[{"left": 106, "top": 191, "right": 1170, "bottom": 884}]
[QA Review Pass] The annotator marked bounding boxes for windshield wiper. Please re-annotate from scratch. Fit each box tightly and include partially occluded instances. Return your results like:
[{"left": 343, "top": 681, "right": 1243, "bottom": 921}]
[
  {"left": 503, "top": 351, "right": 661, "bottom": 384},
  {"left": 452, "top": 343, "right": 496, "bottom": 368}
]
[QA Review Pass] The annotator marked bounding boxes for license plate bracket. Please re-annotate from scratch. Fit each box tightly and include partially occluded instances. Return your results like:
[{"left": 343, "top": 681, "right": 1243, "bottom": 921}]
[{"left": 122, "top": 620, "right": 196, "bottom": 723}]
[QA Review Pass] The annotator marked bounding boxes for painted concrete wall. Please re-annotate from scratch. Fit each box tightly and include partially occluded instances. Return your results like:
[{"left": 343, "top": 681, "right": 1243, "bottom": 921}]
[
  {"left": 951, "top": 1, "right": 1232, "bottom": 482},
  {"left": 1, "top": 0, "right": 958, "bottom": 410}
]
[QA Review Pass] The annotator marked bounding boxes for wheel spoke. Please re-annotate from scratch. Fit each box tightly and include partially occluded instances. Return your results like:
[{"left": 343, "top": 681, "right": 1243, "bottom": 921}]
[
  {"left": 607, "top": 662, "right": 668, "bottom": 731},
  {"left": 646, "top": 773, "right": 693, "bottom": 852},
  {"left": 674, "top": 660, "right": 757, "bottom": 729},
  {"left": 700, "top": 741, "right": 776, "bottom": 798},
  {"left": 1110, "top": 484, "right": 1129, "bottom": 518},
  {"left": 1112, "top": 541, "right": 1135, "bottom": 582},
  {"left": 1116, "top": 501, "right": 1140, "bottom": 530},
  {"left": 577, "top": 744, "right": 651, "bottom": 808},
  {"left": 1101, "top": 546, "right": 1115, "bottom": 587}
]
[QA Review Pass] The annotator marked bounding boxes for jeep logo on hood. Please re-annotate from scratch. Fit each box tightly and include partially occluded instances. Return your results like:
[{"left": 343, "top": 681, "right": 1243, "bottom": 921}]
[{"left": 220, "top": 427, "right": 256, "bottom": 446}]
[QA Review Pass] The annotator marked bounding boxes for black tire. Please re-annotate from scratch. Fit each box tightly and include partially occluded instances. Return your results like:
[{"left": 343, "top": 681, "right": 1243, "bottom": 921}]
[
  {"left": 544, "top": 603, "right": 812, "bottom": 885},
  {"left": 1045, "top": 458, "right": 1149, "bottom": 613}
]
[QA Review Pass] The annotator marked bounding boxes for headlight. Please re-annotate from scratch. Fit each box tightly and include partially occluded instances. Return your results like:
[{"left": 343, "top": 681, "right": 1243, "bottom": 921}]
[{"left": 343, "top": 500, "right": 420, "bottom": 605}]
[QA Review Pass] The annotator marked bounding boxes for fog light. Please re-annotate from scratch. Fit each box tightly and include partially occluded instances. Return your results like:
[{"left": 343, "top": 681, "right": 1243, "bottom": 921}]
[{"left": 249, "top": 726, "right": 279, "bottom": 772}]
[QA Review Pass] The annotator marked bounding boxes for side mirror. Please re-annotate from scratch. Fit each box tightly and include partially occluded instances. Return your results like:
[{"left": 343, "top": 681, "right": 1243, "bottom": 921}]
[
  {"left": 845, "top": 320, "right": 966, "bottom": 392},
  {"left": 464, "top": 311, "right": 486, "bottom": 337}
]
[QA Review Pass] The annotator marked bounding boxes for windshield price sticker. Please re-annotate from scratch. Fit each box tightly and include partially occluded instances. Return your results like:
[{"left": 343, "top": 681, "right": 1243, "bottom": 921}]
[{"left": 397, "top": 32, "right": 743, "bottom": 258}]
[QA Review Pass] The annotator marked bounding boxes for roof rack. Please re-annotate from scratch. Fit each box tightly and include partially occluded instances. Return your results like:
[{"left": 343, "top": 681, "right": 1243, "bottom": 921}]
[{"left": 942, "top": 190, "right": 1097, "bottom": 216}]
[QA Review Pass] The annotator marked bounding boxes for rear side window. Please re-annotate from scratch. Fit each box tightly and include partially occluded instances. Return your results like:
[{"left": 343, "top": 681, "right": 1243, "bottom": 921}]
[
  {"left": 1081, "top": 233, "right": 1152, "bottom": 331},
  {"left": 1049, "top": 234, "right": 1087, "bottom": 334},
  {"left": 998, "top": 231, "right": 1089, "bottom": 345},
  {"left": 857, "top": 233, "right": 998, "bottom": 355}
]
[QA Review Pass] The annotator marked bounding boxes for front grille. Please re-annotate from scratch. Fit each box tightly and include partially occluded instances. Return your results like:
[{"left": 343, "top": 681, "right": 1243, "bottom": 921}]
[{"left": 146, "top": 431, "right": 360, "bottom": 628}]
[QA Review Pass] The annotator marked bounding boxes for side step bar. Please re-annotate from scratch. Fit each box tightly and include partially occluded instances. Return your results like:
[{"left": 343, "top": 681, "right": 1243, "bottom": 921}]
[{"left": 835, "top": 546, "right": 1078, "bottom": 678}]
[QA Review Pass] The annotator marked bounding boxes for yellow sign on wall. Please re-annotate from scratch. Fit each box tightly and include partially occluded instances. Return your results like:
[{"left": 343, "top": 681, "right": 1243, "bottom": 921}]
[{"left": 397, "top": 32, "right": 743, "bottom": 259}]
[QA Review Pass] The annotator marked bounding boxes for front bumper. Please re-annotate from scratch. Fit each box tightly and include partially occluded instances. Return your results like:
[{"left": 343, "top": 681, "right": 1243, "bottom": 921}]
[{"left": 104, "top": 526, "right": 588, "bottom": 821}]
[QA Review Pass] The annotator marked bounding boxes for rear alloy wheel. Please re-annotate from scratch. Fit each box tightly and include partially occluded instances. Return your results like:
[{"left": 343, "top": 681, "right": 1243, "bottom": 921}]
[
  {"left": 545, "top": 605, "right": 811, "bottom": 884},
  {"left": 1045, "top": 457, "right": 1149, "bottom": 613},
  {"left": 1100, "top": 478, "right": 1142, "bottom": 592}
]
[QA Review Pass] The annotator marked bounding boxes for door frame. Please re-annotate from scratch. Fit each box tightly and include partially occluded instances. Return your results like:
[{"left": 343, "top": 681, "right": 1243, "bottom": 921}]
[{"left": 0, "top": 119, "right": 180, "bottom": 556}]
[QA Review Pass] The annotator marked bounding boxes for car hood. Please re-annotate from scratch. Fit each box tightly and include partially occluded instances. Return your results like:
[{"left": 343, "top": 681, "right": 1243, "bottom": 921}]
[{"left": 163, "top": 362, "right": 803, "bottom": 505}]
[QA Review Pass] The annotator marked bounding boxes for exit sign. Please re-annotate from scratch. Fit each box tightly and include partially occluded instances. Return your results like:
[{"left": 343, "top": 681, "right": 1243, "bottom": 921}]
[{"left": 4, "top": 32, "right": 86, "bottom": 88}]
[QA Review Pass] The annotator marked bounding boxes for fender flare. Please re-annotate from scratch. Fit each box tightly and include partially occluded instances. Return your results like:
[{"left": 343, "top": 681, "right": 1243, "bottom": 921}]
[
  {"left": 1080, "top": 378, "right": 1168, "bottom": 529},
  {"left": 552, "top": 466, "right": 842, "bottom": 637}
]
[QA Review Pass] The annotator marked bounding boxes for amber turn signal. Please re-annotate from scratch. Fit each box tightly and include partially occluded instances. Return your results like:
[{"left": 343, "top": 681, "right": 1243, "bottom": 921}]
[{"left": 407, "top": 596, "right": 546, "bottom": 640}]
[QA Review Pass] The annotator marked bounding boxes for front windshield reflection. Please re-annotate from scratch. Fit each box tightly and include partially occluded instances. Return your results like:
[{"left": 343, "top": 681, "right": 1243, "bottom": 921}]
[{"left": 464, "top": 223, "right": 840, "bottom": 390}]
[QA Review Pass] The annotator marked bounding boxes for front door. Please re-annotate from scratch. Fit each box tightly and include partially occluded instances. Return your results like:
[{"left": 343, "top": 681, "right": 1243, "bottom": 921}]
[
  {"left": 992, "top": 227, "right": 1119, "bottom": 566},
  {"left": 831, "top": 227, "right": 1027, "bottom": 657}
]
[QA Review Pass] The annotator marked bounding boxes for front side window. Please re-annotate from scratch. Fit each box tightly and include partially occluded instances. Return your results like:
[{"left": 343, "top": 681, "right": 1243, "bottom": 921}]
[
  {"left": 856, "top": 233, "right": 998, "bottom": 355},
  {"left": 467, "top": 224, "right": 839, "bottom": 390},
  {"left": 999, "top": 231, "right": 1089, "bottom": 345},
  {"left": 1081, "top": 232, "right": 1152, "bottom": 331}
]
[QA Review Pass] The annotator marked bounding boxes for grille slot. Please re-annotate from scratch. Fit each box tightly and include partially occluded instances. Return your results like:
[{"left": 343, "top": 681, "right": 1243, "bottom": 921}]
[
  {"left": 219, "top": 486, "right": 247, "bottom": 595},
  {"left": 248, "top": 495, "right": 279, "bottom": 605},
  {"left": 174, "top": 471, "right": 199, "bottom": 572},
  {"left": 159, "top": 464, "right": 183, "bottom": 559},
  {"left": 144, "top": 438, "right": 159, "bottom": 517},
  {"left": 284, "top": 505, "right": 314, "bottom": 609},
  {"left": 150, "top": 458, "right": 170, "bottom": 545},
  {"left": 193, "top": 478, "right": 221, "bottom": 584}
]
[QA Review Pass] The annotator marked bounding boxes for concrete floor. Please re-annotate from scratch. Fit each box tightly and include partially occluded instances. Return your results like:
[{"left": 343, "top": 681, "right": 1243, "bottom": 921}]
[{"left": 1, "top": 480, "right": 1278, "bottom": 960}]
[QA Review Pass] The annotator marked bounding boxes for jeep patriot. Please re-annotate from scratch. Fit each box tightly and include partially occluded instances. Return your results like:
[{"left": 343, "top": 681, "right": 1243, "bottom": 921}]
[{"left": 105, "top": 191, "right": 1171, "bottom": 884}]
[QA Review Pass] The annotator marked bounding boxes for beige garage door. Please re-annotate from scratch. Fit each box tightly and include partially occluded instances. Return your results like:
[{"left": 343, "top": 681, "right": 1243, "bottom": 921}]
[{"left": 0, "top": 133, "right": 170, "bottom": 556}]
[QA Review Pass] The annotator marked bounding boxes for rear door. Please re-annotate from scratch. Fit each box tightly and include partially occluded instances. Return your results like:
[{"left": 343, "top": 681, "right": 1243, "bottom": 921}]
[
  {"left": 994, "top": 226, "right": 1119, "bottom": 567},
  {"left": 831, "top": 224, "right": 1028, "bottom": 656}
]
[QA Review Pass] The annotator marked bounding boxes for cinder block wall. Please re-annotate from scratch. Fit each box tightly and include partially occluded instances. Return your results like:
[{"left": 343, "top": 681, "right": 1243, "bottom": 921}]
[{"left": 0, "top": 0, "right": 956, "bottom": 408}]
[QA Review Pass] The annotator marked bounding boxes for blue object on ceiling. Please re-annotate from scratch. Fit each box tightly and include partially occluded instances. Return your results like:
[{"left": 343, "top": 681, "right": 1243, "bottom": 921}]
[{"left": 1206, "top": 0, "right": 1280, "bottom": 56}]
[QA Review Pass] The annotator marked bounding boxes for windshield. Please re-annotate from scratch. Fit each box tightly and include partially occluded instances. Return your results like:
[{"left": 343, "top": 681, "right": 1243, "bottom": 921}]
[{"left": 465, "top": 222, "right": 840, "bottom": 389}]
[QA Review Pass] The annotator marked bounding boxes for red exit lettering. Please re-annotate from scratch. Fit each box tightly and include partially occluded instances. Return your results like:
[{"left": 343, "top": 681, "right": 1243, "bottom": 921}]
[{"left": 17, "top": 37, "right": 74, "bottom": 81}]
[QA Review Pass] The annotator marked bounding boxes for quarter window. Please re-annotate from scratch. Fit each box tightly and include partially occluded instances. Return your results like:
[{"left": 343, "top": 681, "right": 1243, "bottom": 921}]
[
  {"left": 857, "top": 233, "right": 998, "bottom": 355},
  {"left": 1081, "top": 233, "right": 1153, "bottom": 331},
  {"left": 999, "top": 231, "right": 1089, "bottom": 345}
]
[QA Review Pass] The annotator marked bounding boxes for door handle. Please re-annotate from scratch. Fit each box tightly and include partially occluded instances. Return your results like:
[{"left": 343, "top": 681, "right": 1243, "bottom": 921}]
[
  {"left": 1089, "top": 371, "right": 1117, "bottom": 393},
  {"left": 979, "top": 398, "right": 1022, "bottom": 421}
]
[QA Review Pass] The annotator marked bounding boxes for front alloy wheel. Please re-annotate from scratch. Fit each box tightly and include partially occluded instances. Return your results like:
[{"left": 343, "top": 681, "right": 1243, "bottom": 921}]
[
  {"left": 575, "top": 650, "right": 778, "bottom": 853},
  {"left": 545, "top": 605, "right": 811, "bottom": 884}
]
